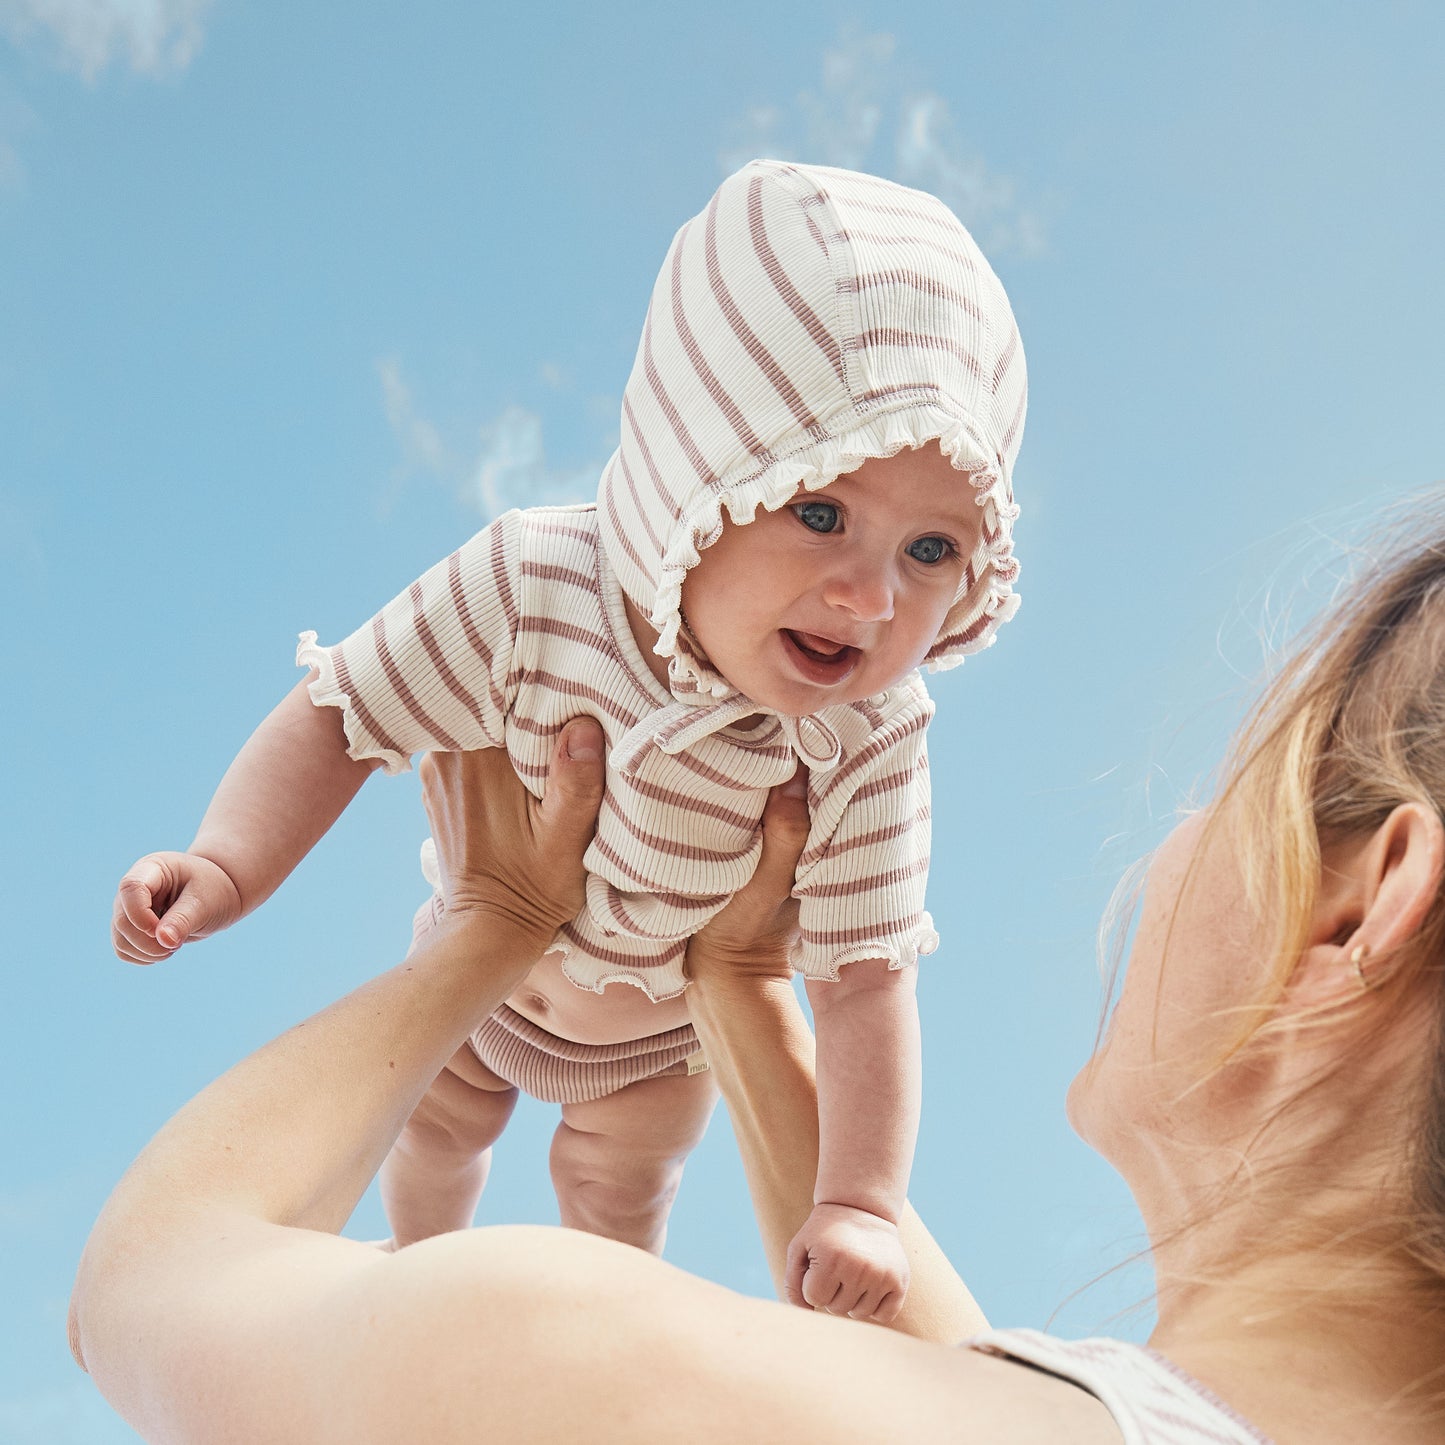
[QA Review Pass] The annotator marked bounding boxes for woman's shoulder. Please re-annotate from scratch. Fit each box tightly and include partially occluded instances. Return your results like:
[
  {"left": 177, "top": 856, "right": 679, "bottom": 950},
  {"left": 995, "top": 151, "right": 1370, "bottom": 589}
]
[{"left": 966, "top": 1329, "right": 1272, "bottom": 1445}]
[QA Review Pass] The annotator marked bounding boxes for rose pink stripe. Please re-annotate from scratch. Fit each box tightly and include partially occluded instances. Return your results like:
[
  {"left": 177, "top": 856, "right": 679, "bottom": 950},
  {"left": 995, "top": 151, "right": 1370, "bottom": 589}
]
[
  {"left": 748, "top": 175, "right": 846, "bottom": 387},
  {"left": 801, "top": 918, "right": 922, "bottom": 945},
  {"left": 620, "top": 770, "right": 760, "bottom": 832},
  {"left": 408, "top": 580, "right": 489, "bottom": 733},
  {"left": 856, "top": 328, "right": 986, "bottom": 386},
  {"left": 670, "top": 218, "right": 773, "bottom": 462},
  {"left": 446, "top": 551, "right": 510, "bottom": 723},
  {"left": 371, "top": 613, "right": 463, "bottom": 751},
  {"left": 511, "top": 670, "right": 639, "bottom": 725},
  {"left": 488, "top": 523, "right": 517, "bottom": 626},
  {"left": 640, "top": 305, "right": 716, "bottom": 488},
  {"left": 851, "top": 381, "right": 989, "bottom": 424},
  {"left": 331, "top": 647, "right": 405, "bottom": 760},
  {"left": 705, "top": 193, "right": 821, "bottom": 433},
  {"left": 601, "top": 792, "right": 758, "bottom": 863},
  {"left": 818, "top": 710, "right": 930, "bottom": 795},
  {"left": 802, "top": 814, "right": 922, "bottom": 863},
  {"left": 844, "top": 270, "right": 985, "bottom": 326},
  {"left": 802, "top": 853, "right": 929, "bottom": 900},
  {"left": 590, "top": 832, "right": 692, "bottom": 890},
  {"left": 603, "top": 460, "right": 657, "bottom": 581},
  {"left": 603, "top": 886, "right": 724, "bottom": 939},
  {"left": 531, "top": 520, "right": 598, "bottom": 546},
  {"left": 519, "top": 561, "right": 599, "bottom": 591},
  {"left": 516, "top": 616, "right": 622, "bottom": 658},
  {"left": 991, "top": 322, "right": 1019, "bottom": 395},
  {"left": 556, "top": 921, "right": 687, "bottom": 970},
  {"left": 835, "top": 227, "right": 983, "bottom": 266},
  {"left": 622, "top": 393, "right": 684, "bottom": 521}
]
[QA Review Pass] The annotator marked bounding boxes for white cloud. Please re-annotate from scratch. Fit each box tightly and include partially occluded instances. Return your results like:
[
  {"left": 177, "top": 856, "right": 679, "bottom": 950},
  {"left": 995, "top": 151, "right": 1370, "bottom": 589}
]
[
  {"left": 467, "top": 403, "right": 594, "bottom": 517},
  {"left": 377, "top": 358, "right": 599, "bottom": 521},
  {"left": 378, "top": 358, "right": 450, "bottom": 481},
  {"left": 0, "top": 0, "right": 212, "bottom": 81},
  {"left": 720, "top": 27, "right": 1045, "bottom": 257}
]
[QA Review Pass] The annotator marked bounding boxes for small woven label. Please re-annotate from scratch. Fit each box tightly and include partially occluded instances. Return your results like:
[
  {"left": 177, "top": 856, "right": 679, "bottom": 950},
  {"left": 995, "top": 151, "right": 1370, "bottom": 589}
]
[{"left": 685, "top": 1051, "right": 710, "bottom": 1076}]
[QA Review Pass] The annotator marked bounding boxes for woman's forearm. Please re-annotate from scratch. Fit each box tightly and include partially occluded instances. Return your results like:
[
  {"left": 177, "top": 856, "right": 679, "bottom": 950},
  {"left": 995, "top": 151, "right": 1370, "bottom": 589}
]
[
  {"left": 687, "top": 969, "right": 988, "bottom": 1342},
  {"left": 687, "top": 974, "right": 820, "bottom": 1291},
  {"left": 190, "top": 675, "right": 375, "bottom": 914}
]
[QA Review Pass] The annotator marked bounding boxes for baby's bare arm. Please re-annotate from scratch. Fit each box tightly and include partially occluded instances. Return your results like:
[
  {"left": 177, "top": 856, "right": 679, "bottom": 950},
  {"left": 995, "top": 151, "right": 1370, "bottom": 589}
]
[
  {"left": 784, "top": 962, "right": 920, "bottom": 1321},
  {"left": 810, "top": 960, "right": 920, "bottom": 1222},
  {"left": 190, "top": 674, "right": 377, "bottom": 910},
  {"left": 112, "top": 676, "right": 375, "bottom": 961}
]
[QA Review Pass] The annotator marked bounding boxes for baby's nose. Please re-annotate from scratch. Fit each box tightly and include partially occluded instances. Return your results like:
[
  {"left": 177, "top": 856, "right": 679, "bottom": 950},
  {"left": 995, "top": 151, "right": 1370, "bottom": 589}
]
[{"left": 822, "top": 563, "right": 895, "bottom": 622}]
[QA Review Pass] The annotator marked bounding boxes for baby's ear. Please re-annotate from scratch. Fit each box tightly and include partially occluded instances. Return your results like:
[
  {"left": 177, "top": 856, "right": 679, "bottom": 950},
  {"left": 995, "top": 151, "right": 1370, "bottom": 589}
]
[{"left": 1288, "top": 802, "right": 1444, "bottom": 1009}]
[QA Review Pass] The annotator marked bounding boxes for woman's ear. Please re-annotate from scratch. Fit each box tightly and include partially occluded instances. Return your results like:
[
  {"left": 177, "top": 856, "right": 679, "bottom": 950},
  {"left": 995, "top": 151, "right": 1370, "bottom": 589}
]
[{"left": 1290, "top": 801, "right": 1444, "bottom": 1009}]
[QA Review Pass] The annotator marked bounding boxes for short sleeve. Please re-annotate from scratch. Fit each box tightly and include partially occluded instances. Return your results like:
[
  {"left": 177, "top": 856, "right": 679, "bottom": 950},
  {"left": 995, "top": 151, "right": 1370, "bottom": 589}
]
[
  {"left": 792, "top": 704, "right": 938, "bottom": 979},
  {"left": 296, "top": 511, "right": 522, "bottom": 774}
]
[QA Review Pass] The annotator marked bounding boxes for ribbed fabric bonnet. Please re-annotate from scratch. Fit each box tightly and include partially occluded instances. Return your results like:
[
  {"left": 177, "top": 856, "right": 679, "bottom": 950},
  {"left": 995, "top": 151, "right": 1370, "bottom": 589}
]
[{"left": 596, "top": 158, "right": 1027, "bottom": 706}]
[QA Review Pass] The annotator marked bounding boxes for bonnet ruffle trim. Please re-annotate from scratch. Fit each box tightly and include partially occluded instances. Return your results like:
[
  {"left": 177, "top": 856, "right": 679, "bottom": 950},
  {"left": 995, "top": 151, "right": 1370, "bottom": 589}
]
[{"left": 647, "top": 399, "right": 1020, "bottom": 698}]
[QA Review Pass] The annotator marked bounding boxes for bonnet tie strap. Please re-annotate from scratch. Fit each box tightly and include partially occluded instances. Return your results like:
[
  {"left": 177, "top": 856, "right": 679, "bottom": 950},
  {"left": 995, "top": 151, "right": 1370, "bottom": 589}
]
[{"left": 610, "top": 697, "right": 842, "bottom": 777}]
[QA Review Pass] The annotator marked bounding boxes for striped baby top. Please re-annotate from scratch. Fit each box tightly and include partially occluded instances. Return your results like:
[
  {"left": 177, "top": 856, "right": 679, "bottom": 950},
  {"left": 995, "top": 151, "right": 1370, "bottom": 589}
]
[
  {"left": 968, "top": 1331, "right": 1273, "bottom": 1444},
  {"left": 299, "top": 503, "right": 937, "bottom": 999},
  {"left": 300, "top": 158, "right": 1028, "bottom": 999}
]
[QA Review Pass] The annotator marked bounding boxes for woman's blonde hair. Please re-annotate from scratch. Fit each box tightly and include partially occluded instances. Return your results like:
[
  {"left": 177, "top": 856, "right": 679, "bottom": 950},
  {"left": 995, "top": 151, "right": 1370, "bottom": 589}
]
[{"left": 1198, "top": 499, "right": 1445, "bottom": 1295}]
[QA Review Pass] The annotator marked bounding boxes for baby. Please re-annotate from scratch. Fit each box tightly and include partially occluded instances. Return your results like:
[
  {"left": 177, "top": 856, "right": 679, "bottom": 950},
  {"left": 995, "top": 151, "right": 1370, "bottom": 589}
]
[{"left": 112, "top": 159, "right": 1025, "bottom": 1322}]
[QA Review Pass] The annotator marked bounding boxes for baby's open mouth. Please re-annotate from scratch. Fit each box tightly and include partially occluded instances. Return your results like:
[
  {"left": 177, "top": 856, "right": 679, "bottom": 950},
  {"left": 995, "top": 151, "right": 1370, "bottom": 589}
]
[{"left": 782, "top": 629, "right": 861, "bottom": 681}]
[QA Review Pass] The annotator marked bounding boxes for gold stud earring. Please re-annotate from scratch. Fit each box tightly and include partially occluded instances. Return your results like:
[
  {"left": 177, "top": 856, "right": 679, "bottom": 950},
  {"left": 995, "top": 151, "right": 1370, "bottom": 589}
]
[{"left": 1348, "top": 943, "right": 1371, "bottom": 989}]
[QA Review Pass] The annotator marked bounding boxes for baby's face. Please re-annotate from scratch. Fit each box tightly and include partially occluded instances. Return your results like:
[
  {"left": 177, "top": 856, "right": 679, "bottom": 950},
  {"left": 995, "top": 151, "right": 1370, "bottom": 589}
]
[{"left": 680, "top": 447, "right": 985, "bottom": 716}]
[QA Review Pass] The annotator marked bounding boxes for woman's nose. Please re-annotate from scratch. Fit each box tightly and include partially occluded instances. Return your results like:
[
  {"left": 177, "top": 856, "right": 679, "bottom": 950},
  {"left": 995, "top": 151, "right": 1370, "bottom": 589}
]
[{"left": 820, "top": 558, "right": 895, "bottom": 622}]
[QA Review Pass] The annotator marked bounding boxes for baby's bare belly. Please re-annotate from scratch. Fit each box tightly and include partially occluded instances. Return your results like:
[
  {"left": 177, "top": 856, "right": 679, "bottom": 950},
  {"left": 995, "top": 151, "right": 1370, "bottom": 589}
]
[{"left": 504, "top": 950, "right": 692, "bottom": 1043}]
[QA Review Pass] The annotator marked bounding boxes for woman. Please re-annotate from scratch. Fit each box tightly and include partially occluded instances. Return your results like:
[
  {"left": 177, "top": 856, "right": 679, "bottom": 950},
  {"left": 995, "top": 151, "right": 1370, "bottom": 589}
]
[{"left": 70, "top": 517, "right": 1445, "bottom": 1442}]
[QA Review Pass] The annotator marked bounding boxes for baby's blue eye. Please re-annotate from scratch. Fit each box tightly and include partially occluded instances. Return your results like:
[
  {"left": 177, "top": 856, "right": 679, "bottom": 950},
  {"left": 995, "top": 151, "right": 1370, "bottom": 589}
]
[
  {"left": 795, "top": 500, "right": 840, "bottom": 534},
  {"left": 907, "top": 536, "right": 951, "bottom": 565}
]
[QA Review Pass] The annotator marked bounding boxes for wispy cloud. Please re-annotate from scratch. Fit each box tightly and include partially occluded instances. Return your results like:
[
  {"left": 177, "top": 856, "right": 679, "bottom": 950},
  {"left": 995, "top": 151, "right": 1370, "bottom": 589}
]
[
  {"left": 720, "top": 26, "right": 1046, "bottom": 257},
  {"left": 377, "top": 358, "right": 601, "bottom": 521},
  {"left": 0, "top": 0, "right": 211, "bottom": 81}
]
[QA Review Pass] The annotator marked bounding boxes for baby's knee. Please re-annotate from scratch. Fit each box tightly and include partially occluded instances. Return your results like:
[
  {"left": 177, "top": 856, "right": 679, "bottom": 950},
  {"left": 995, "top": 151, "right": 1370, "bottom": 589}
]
[
  {"left": 549, "top": 1125, "right": 686, "bottom": 1230},
  {"left": 402, "top": 1075, "right": 517, "bottom": 1158}
]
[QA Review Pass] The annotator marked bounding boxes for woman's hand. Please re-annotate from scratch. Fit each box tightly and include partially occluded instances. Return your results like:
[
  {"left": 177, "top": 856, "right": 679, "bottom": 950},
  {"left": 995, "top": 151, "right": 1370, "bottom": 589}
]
[
  {"left": 685, "top": 766, "right": 810, "bottom": 988},
  {"left": 421, "top": 719, "right": 606, "bottom": 952}
]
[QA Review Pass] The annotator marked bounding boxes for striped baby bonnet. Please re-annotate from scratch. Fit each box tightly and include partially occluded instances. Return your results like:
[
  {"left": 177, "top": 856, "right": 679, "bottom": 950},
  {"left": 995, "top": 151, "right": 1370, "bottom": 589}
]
[{"left": 597, "top": 158, "right": 1027, "bottom": 749}]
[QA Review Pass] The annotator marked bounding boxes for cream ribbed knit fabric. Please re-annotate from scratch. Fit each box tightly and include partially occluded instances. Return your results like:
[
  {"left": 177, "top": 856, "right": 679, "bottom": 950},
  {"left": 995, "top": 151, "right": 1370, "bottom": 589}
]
[
  {"left": 598, "top": 157, "right": 1025, "bottom": 728},
  {"left": 968, "top": 1333, "right": 1273, "bottom": 1444},
  {"left": 297, "top": 159, "right": 1027, "bottom": 1000}
]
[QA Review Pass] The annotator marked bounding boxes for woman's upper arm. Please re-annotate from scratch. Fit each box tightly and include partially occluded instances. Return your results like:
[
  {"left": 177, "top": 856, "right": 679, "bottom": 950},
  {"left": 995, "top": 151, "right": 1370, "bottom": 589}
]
[{"left": 102, "top": 1221, "right": 1117, "bottom": 1445}]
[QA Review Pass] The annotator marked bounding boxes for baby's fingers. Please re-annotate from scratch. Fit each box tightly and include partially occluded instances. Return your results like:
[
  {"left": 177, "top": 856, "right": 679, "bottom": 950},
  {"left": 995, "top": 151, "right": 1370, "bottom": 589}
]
[
  {"left": 112, "top": 915, "right": 173, "bottom": 964},
  {"left": 116, "top": 864, "right": 167, "bottom": 935},
  {"left": 783, "top": 1234, "right": 810, "bottom": 1310}
]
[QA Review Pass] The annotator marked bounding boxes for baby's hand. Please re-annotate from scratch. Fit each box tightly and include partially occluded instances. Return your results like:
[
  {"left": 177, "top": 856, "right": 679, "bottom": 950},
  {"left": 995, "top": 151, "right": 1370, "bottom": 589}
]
[
  {"left": 112, "top": 852, "right": 242, "bottom": 964},
  {"left": 784, "top": 1201, "right": 908, "bottom": 1325}
]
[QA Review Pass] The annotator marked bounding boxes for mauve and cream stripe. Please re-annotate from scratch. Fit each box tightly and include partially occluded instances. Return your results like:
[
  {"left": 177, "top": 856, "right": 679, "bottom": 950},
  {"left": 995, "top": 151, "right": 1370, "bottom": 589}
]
[
  {"left": 301, "top": 503, "right": 937, "bottom": 997},
  {"left": 408, "top": 897, "right": 705, "bottom": 1105},
  {"left": 300, "top": 159, "right": 1028, "bottom": 999}
]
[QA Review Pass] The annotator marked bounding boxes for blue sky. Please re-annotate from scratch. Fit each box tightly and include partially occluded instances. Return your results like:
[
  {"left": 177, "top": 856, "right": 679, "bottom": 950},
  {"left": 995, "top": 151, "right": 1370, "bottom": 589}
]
[{"left": 3, "top": 2, "right": 1443, "bottom": 1438}]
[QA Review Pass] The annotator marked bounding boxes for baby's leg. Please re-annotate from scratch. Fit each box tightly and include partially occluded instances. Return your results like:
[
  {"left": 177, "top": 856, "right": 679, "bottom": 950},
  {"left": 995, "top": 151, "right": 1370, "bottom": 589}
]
[
  {"left": 550, "top": 1069, "right": 719, "bottom": 1254},
  {"left": 380, "top": 1044, "right": 519, "bottom": 1249}
]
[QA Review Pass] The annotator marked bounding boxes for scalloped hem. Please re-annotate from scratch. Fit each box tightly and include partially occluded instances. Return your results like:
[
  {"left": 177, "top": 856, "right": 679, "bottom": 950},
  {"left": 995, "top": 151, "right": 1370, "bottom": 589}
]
[
  {"left": 296, "top": 630, "right": 413, "bottom": 776},
  {"left": 551, "top": 939, "right": 691, "bottom": 1002},
  {"left": 644, "top": 400, "right": 1018, "bottom": 698},
  {"left": 790, "top": 915, "right": 940, "bottom": 983}
]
